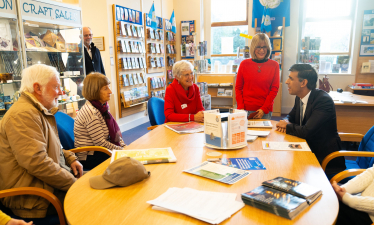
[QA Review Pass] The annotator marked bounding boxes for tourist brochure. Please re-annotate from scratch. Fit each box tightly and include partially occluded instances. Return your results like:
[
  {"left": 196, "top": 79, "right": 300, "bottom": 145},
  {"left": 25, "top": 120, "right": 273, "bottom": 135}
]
[
  {"left": 215, "top": 157, "right": 266, "bottom": 170},
  {"left": 147, "top": 187, "right": 244, "bottom": 224},
  {"left": 241, "top": 177, "right": 322, "bottom": 219},
  {"left": 227, "top": 111, "right": 247, "bottom": 148},
  {"left": 204, "top": 111, "right": 223, "bottom": 147},
  {"left": 183, "top": 161, "right": 250, "bottom": 184},
  {"left": 247, "top": 120, "right": 273, "bottom": 128},
  {"left": 165, "top": 122, "right": 204, "bottom": 134},
  {"left": 111, "top": 148, "right": 177, "bottom": 164},
  {"left": 262, "top": 142, "right": 311, "bottom": 151}
]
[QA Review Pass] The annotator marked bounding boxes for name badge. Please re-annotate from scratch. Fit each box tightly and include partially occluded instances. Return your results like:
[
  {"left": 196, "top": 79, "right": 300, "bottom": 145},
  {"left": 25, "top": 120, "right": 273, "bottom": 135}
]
[{"left": 181, "top": 104, "right": 187, "bottom": 109}]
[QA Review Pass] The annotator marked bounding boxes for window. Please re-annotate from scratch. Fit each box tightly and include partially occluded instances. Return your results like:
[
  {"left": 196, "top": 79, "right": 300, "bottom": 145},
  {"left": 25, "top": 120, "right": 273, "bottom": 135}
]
[
  {"left": 298, "top": 0, "right": 355, "bottom": 74},
  {"left": 210, "top": 0, "right": 248, "bottom": 61}
]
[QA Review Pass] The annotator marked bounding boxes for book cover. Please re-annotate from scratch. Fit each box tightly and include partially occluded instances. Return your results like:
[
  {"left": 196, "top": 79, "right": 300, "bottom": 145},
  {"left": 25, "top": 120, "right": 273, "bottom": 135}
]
[
  {"left": 167, "top": 70, "right": 173, "bottom": 79},
  {"left": 126, "top": 24, "right": 132, "bottom": 37},
  {"left": 160, "top": 57, "right": 164, "bottom": 67},
  {"left": 137, "top": 73, "right": 143, "bottom": 83},
  {"left": 133, "top": 74, "right": 139, "bottom": 85},
  {"left": 120, "top": 22, "right": 127, "bottom": 36},
  {"left": 122, "top": 58, "right": 128, "bottom": 69},
  {"left": 165, "top": 122, "right": 204, "bottom": 134},
  {"left": 159, "top": 30, "right": 164, "bottom": 40},
  {"left": 362, "top": 62, "right": 371, "bottom": 73},
  {"left": 123, "top": 74, "right": 129, "bottom": 86},
  {"left": 262, "top": 177, "right": 322, "bottom": 204},
  {"left": 111, "top": 148, "right": 177, "bottom": 164},
  {"left": 272, "top": 39, "right": 281, "bottom": 51},
  {"left": 332, "top": 64, "right": 340, "bottom": 73},
  {"left": 156, "top": 44, "right": 161, "bottom": 53},
  {"left": 124, "top": 8, "right": 128, "bottom": 20},
  {"left": 155, "top": 30, "right": 160, "bottom": 40},
  {"left": 241, "top": 186, "right": 308, "bottom": 220},
  {"left": 128, "top": 74, "right": 134, "bottom": 85},
  {"left": 142, "top": 58, "right": 147, "bottom": 68},
  {"left": 128, "top": 9, "right": 133, "bottom": 22},
  {"left": 216, "top": 157, "right": 266, "bottom": 170}
]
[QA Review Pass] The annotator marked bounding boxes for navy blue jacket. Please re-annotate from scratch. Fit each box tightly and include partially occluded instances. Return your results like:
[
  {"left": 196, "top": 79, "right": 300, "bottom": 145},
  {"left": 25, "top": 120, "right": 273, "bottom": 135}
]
[
  {"left": 286, "top": 89, "right": 346, "bottom": 174},
  {"left": 84, "top": 42, "right": 105, "bottom": 75}
]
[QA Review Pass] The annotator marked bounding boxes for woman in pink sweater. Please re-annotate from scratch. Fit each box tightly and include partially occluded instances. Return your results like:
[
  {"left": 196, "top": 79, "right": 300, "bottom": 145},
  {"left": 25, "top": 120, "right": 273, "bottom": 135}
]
[
  {"left": 235, "top": 33, "right": 279, "bottom": 119},
  {"left": 164, "top": 60, "right": 204, "bottom": 123}
]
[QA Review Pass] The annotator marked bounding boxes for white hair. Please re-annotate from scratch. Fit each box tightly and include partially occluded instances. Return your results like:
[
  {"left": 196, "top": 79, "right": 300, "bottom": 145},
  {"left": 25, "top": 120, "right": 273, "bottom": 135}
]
[
  {"left": 20, "top": 64, "right": 59, "bottom": 93},
  {"left": 172, "top": 60, "right": 194, "bottom": 78}
]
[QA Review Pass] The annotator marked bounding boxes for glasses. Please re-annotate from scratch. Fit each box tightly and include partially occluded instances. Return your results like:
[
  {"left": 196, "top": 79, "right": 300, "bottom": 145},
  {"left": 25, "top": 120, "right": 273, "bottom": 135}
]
[
  {"left": 181, "top": 73, "right": 194, "bottom": 77},
  {"left": 83, "top": 34, "right": 93, "bottom": 38},
  {"left": 255, "top": 46, "right": 267, "bottom": 50}
]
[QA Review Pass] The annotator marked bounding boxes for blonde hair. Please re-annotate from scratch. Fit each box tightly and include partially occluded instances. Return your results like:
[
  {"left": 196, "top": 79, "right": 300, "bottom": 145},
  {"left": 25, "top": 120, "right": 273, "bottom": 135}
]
[
  {"left": 20, "top": 64, "right": 59, "bottom": 93},
  {"left": 250, "top": 33, "right": 272, "bottom": 60},
  {"left": 82, "top": 72, "right": 110, "bottom": 100}
]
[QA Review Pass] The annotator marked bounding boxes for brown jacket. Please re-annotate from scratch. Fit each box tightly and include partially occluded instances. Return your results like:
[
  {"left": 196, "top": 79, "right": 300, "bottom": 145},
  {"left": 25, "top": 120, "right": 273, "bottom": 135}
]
[{"left": 0, "top": 92, "right": 77, "bottom": 218}]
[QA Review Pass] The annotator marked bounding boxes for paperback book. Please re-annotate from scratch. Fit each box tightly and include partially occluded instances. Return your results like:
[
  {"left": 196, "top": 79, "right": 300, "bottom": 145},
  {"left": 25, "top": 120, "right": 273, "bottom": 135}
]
[
  {"left": 241, "top": 177, "right": 322, "bottom": 219},
  {"left": 111, "top": 148, "right": 177, "bottom": 164}
]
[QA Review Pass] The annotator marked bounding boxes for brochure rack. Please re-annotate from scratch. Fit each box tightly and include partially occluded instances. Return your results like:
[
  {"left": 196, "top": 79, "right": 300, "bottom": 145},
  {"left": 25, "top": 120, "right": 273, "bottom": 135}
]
[
  {"left": 144, "top": 14, "right": 165, "bottom": 74},
  {"left": 112, "top": 4, "right": 149, "bottom": 118},
  {"left": 147, "top": 76, "right": 166, "bottom": 100},
  {"left": 164, "top": 19, "right": 176, "bottom": 85}
]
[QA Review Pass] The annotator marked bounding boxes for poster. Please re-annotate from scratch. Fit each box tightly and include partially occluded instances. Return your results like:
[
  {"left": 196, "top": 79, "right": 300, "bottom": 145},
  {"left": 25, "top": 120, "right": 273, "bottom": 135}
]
[{"left": 360, "top": 10, "right": 374, "bottom": 56}]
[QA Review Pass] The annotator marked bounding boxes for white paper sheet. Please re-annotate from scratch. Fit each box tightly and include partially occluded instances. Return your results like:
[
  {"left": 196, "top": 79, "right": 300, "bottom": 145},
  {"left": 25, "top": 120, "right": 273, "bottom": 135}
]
[{"left": 262, "top": 141, "right": 311, "bottom": 151}]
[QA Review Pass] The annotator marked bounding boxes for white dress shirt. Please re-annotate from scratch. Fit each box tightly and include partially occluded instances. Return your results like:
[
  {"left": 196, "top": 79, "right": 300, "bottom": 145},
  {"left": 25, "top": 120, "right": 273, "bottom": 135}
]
[{"left": 300, "top": 90, "right": 311, "bottom": 121}]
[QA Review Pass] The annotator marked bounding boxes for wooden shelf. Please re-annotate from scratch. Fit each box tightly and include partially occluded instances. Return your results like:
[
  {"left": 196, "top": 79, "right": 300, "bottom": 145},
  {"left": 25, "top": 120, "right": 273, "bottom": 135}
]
[
  {"left": 211, "top": 96, "right": 233, "bottom": 98},
  {"left": 208, "top": 85, "right": 233, "bottom": 88},
  {"left": 123, "top": 101, "right": 148, "bottom": 108}
]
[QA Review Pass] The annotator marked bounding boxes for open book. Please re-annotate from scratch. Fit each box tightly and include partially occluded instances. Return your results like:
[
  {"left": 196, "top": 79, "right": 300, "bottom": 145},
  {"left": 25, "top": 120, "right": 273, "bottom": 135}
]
[
  {"left": 241, "top": 177, "right": 322, "bottom": 220},
  {"left": 111, "top": 148, "right": 177, "bottom": 165}
]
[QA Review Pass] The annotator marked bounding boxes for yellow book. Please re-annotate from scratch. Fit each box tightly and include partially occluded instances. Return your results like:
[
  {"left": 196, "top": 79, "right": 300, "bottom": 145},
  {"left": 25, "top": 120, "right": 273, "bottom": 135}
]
[
  {"left": 111, "top": 148, "right": 177, "bottom": 164},
  {"left": 272, "top": 39, "right": 281, "bottom": 51}
]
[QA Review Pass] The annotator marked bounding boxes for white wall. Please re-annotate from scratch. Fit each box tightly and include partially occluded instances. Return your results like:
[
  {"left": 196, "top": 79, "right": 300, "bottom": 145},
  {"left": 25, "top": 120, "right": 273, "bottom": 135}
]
[{"left": 80, "top": 0, "right": 173, "bottom": 132}]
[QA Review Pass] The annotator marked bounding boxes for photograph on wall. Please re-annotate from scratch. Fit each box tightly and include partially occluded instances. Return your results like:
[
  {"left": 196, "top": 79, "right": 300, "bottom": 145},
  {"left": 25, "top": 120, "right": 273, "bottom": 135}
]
[
  {"left": 360, "top": 10, "right": 374, "bottom": 56},
  {"left": 363, "top": 13, "right": 374, "bottom": 29}
]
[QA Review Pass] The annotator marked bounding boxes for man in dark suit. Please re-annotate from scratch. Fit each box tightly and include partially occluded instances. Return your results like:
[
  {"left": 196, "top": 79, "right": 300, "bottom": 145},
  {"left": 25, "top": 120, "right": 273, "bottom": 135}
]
[
  {"left": 82, "top": 27, "right": 105, "bottom": 75},
  {"left": 276, "top": 64, "right": 346, "bottom": 175}
]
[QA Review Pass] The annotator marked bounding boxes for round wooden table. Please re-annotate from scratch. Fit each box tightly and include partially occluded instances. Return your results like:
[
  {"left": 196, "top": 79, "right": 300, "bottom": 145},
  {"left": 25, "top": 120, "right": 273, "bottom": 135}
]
[{"left": 65, "top": 121, "right": 338, "bottom": 225}]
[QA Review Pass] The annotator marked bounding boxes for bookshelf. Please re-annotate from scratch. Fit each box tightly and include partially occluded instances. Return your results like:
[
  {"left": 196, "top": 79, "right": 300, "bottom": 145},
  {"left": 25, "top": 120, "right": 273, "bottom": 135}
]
[
  {"left": 164, "top": 18, "right": 177, "bottom": 86},
  {"left": 144, "top": 14, "right": 165, "bottom": 74},
  {"left": 197, "top": 74, "right": 236, "bottom": 110},
  {"left": 112, "top": 5, "right": 149, "bottom": 118},
  {"left": 254, "top": 17, "right": 285, "bottom": 117}
]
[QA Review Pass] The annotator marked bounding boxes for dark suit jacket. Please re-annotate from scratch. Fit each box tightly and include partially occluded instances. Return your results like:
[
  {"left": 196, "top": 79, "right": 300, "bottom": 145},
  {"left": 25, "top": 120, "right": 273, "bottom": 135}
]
[
  {"left": 286, "top": 89, "right": 346, "bottom": 174},
  {"left": 83, "top": 43, "right": 105, "bottom": 75}
]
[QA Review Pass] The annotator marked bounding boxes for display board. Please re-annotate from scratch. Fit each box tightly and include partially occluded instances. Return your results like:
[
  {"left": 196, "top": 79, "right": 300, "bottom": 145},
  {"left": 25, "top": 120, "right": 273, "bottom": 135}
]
[
  {"left": 112, "top": 4, "right": 149, "bottom": 118},
  {"left": 181, "top": 20, "right": 195, "bottom": 59},
  {"left": 144, "top": 13, "right": 165, "bottom": 74}
]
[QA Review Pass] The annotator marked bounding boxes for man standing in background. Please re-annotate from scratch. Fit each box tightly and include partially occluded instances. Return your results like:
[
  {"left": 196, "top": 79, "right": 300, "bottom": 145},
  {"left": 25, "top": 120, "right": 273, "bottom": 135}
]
[{"left": 82, "top": 27, "right": 105, "bottom": 75}]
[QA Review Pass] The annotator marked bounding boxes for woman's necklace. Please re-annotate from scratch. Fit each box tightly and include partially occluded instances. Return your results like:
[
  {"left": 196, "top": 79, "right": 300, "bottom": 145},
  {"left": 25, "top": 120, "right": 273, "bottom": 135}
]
[{"left": 257, "top": 63, "right": 263, "bottom": 73}]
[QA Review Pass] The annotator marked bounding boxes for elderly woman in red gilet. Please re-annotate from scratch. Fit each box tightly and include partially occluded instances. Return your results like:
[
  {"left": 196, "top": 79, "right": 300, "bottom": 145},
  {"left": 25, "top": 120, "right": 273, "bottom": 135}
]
[{"left": 164, "top": 60, "right": 204, "bottom": 123}]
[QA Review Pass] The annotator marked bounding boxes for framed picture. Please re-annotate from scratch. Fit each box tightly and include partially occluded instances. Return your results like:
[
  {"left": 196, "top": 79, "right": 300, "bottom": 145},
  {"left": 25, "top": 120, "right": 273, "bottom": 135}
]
[{"left": 92, "top": 37, "right": 105, "bottom": 51}]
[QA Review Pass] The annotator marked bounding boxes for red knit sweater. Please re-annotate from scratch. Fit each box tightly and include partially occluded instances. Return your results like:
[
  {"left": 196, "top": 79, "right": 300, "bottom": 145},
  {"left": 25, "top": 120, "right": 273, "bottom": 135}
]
[
  {"left": 235, "top": 59, "right": 280, "bottom": 114},
  {"left": 164, "top": 79, "right": 205, "bottom": 123}
]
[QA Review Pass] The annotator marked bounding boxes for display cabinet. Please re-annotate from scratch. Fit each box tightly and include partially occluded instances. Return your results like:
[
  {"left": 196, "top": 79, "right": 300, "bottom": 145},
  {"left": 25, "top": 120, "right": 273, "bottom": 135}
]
[
  {"left": 19, "top": 0, "right": 85, "bottom": 116},
  {"left": 0, "top": 0, "right": 23, "bottom": 119}
]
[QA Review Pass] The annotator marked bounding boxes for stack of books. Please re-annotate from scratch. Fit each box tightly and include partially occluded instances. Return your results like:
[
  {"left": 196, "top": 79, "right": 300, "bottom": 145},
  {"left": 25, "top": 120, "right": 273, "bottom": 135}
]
[{"left": 241, "top": 177, "right": 322, "bottom": 220}]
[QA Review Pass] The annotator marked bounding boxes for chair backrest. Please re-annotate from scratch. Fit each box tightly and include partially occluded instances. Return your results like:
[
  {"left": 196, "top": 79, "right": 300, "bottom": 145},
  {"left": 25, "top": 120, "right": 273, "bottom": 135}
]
[
  {"left": 356, "top": 125, "right": 374, "bottom": 168},
  {"left": 148, "top": 97, "right": 165, "bottom": 126},
  {"left": 55, "top": 111, "right": 75, "bottom": 150}
]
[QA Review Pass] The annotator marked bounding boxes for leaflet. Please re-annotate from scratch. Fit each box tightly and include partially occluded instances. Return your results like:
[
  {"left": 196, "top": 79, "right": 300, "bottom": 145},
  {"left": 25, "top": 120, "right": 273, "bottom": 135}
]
[
  {"left": 204, "top": 112, "right": 222, "bottom": 147},
  {"left": 215, "top": 157, "right": 266, "bottom": 170},
  {"left": 111, "top": 148, "right": 177, "bottom": 164},
  {"left": 184, "top": 161, "right": 250, "bottom": 184},
  {"left": 165, "top": 122, "right": 204, "bottom": 134},
  {"left": 247, "top": 120, "right": 273, "bottom": 128},
  {"left": 227, "top": 111, "right": 247, "bottom": 148}
]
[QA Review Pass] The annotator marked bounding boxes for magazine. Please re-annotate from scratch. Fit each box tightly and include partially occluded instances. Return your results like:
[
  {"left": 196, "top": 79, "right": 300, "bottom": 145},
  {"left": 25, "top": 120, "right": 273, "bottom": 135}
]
[
  {"left": 165, "top": 122, "right": 204, "bottom": 134},
  {"left": 215, "top": 157, "right": 266, "bottom": 170},
  {"left": 111, "top": 148, "right": 177, "bottom": 164}
]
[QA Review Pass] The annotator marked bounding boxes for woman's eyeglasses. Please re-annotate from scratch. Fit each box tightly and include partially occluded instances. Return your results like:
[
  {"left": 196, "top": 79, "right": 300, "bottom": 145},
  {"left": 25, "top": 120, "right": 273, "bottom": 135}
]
[{"left": 255, "top": 46, "right": 267, "bottom": 50}]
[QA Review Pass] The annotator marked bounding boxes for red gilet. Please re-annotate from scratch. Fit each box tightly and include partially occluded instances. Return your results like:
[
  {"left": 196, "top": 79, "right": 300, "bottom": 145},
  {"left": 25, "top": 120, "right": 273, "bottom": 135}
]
[
  {"left": 164, "top": 79, "right": 205, "bottom": 123},
  {"left": 235, "top": 59, "right": 280, "bottom": 114}
]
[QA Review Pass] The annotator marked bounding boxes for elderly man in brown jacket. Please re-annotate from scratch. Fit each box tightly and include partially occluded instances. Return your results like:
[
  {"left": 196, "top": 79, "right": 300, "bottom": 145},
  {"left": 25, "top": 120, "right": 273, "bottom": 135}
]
[{"left": 0, "top": 64, "right": 83, "bottom": 219}]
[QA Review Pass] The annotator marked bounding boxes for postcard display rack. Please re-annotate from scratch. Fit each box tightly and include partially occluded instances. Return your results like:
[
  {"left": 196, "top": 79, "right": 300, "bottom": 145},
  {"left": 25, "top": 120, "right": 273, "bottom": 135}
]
[
  {"left": 113, "top": 5, "right": 149, "bottom": 118},
  {"left": 164, "top": 19, "right": 176, "bottom": 86},
  {"left": 254, "top": 17, "right": 284, "bottom": 117},
  {"left": 148, "top": 76, "right": 166, "bottom": 99},
  {"left": 144, "top": 14, "right": 165, "bottom": 75},
  {"left": 1, "top": 0, "right": 85, "bottom": 119}
]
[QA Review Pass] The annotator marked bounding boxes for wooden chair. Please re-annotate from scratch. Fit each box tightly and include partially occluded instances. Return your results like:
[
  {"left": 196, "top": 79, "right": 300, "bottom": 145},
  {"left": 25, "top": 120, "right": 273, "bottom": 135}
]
[
  {"left": 322, "top": 126, "right": 374, "bottom": 183},
  {"left": 0, "top": 187, "right": 66, "bottom": 225},
  {"left": 329, "top": 169, "right": 366, "bottom": 183}
]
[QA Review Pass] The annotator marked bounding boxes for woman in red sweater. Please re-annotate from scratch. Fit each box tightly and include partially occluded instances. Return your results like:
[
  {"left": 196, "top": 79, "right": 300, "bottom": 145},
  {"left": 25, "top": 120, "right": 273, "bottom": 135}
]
[
  {"left": 164, "top": 60, "right": 204, "bottom": 123},
  {"left": 235, "top": 33, "right": 279, "bottom": 119}
]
